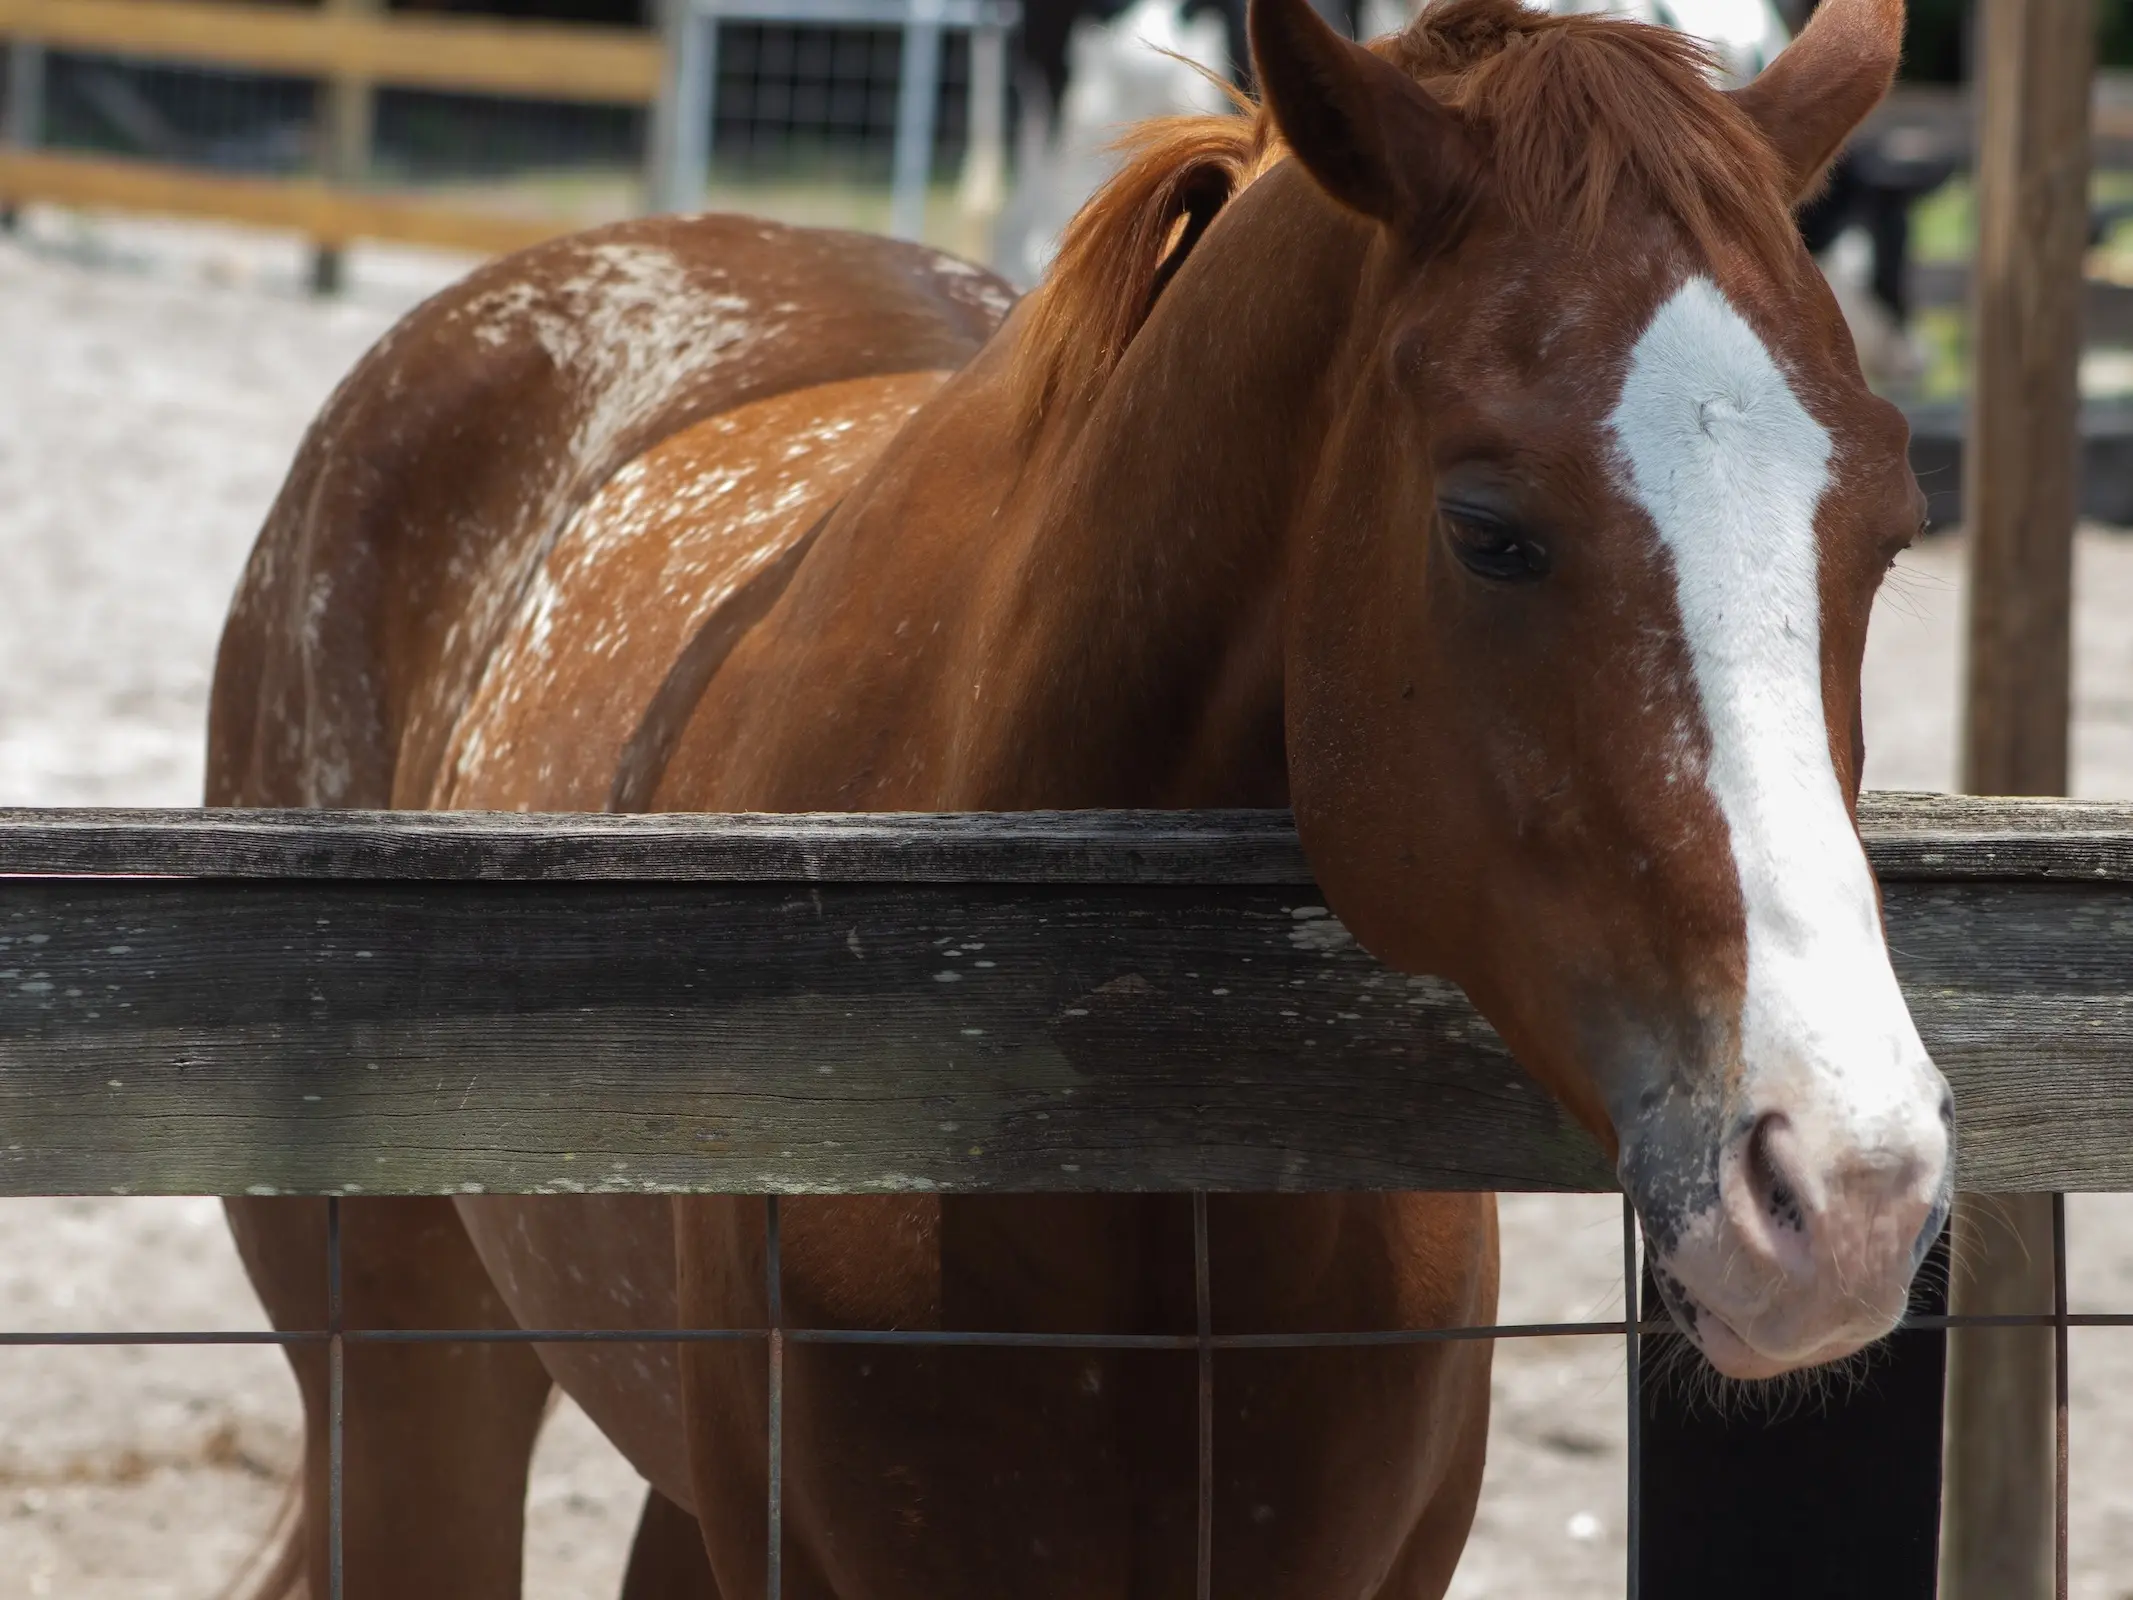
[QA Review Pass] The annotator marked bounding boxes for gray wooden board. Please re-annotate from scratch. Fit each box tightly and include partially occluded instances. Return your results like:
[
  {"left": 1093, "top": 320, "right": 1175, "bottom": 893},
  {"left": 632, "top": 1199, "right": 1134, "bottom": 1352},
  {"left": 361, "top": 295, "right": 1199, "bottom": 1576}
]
[
  {"left": 0, "top": 878, "right": 1608, "bottom": 1196},
  {"left": 3, "top": 793, "right": 2133, "bottom": 884},
  {"left": 0, "top": 806, "right": 1321, "bottom": 884},
  {"left": 1, "top": 858, "right": 2130, "bottom": 1195}
]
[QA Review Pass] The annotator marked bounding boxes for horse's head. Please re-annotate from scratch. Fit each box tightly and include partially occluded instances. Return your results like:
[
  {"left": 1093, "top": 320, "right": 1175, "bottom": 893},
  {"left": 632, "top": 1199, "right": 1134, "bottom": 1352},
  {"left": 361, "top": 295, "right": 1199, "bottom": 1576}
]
[{"left": 1263, "top": 0, "right": 1949, "bottom": 1378}]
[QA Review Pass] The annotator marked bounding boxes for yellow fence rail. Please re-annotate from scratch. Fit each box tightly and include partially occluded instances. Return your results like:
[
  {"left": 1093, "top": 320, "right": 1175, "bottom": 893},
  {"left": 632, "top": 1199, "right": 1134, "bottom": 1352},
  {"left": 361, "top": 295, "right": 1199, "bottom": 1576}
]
[
  {"left": 0, "top": 146, "right": 579, "bottom": 253},
  {"left": 0, "top": 0, "right": 660, "bottom": 262},
  {"left": 0, "top": 0, "right": 661, "bottom": 104}
]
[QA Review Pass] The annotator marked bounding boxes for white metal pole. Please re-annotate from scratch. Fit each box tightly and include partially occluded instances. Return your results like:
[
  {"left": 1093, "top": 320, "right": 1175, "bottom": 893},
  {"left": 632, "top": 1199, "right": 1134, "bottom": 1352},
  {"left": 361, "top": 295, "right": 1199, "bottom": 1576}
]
[
  {"left": 652, "top": 0, "right": 717, "bottom": 213},
  {"left": 889, "top": 0, "right": 944, "bottom": 240}
]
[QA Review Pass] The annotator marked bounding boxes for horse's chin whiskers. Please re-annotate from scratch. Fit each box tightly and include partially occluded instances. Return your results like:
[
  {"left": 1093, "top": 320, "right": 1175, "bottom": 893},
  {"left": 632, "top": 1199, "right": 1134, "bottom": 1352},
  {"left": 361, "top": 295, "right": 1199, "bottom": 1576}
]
[
  {"left": 1927, "top": 1193, "right": 2028, "bottom": 1301},
  {"left": 1642, "top": 1324, "right": 1881, "bottom": 1423},
  {"left": 1912, "top": 1243, "right": 1956, "bottom": 1290}
]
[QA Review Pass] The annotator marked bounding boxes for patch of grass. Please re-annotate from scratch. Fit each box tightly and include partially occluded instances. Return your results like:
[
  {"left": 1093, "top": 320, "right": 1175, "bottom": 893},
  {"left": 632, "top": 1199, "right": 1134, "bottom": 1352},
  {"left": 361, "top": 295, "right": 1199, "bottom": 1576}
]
[
  {"left": 1910, "top": 179, "right": 1973, "bottom": 265},
  {"left": 1912, "top": 305, "right": 1969, "bottom": 402}
]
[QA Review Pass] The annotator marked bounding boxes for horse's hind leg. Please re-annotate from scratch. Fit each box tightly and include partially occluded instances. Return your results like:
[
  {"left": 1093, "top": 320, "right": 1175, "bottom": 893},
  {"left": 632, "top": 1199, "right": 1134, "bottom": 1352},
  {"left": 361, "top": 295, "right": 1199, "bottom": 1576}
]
[
  {"left": 225, "top": 1196, "right": 555, "bottom": 1599},
  {"left": 620, "top": 1488, "right": 722, "bottom": 1599}
]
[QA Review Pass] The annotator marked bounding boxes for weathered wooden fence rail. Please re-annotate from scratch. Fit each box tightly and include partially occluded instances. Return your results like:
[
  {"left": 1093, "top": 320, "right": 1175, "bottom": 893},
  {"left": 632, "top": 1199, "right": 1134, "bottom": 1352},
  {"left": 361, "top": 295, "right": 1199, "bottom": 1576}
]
[
  {"left": 0, "top": 0, "right": 1018, "bottom": 268},
  {"left": 0, "top": 0, "right": 661, "bottom": 258},
  {"left": 2, "top": 792, "right": 2129, "bottom": 1199}
]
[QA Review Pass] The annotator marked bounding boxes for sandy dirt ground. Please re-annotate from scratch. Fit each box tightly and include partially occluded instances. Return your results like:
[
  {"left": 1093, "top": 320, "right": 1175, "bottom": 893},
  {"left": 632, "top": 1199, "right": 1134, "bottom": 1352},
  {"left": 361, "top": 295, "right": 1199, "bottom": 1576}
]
[{"left": 3, "top": 208, "right": 2133, "bottom": 1598}]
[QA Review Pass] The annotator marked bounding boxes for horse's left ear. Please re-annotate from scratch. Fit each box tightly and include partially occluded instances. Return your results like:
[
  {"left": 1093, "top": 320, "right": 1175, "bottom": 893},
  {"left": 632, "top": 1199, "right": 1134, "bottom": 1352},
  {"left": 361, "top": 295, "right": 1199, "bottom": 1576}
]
[
  {"left": 1249, "top": 0, "right": 1478, "bottom": 237},
  {"left": 1729, "top": 0, "right": 1906, "bottom": 200}
]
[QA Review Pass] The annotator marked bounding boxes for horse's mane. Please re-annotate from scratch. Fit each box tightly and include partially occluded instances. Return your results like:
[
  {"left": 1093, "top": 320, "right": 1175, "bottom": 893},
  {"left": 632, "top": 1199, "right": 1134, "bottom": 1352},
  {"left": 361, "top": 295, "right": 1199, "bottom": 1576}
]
[{"left": 1011, "top": 0, "right": 1797, "bottom": 422}]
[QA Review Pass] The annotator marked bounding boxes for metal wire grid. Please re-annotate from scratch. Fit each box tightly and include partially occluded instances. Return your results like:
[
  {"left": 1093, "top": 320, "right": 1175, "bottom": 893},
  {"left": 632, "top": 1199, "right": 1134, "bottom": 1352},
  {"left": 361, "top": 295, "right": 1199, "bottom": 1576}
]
[
  {"left": 369, "top": 88, "right": 644, "bottom": 182},
  {"left": 0, "top": 1192, "right": 2091, "bottom": 1599},
  {"left": 36, "top": 54, "right": 317, "bottom": 173},
  {"left": 6, "top": 39, "right": 971, "bottom": 187},
  {"left": 22, "top": 53, "right": 647, "bottom": 182},
  {"left": 710, "top": 24, "right": 972, "bottom": 179}
]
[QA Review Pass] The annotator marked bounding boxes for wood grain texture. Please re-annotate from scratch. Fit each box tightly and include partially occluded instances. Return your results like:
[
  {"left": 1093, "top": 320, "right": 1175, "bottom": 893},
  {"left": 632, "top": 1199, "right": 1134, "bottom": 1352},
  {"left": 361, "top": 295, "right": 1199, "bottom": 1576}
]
[
  {"left": 0, "top": 849, "right": 2129, "bottom": 1196},
  {"left": 3, "top": 794, "right": 2132, "bottom": 884},
  {"left": 1948, "top": 0, "right": 2093, "bottom": 1579},
  {"left": 1960, "top": 0, "right": 2093, "bottom": 798},
  {"left": 0, "top": 807, "right": 1321, "bottom": 884},
  {"left": 0, "top": 878, "right": 1608, "bottom": 1196},
  {"left": 1942, "top": 1193, "right": 2058, "bottom": 1600}
]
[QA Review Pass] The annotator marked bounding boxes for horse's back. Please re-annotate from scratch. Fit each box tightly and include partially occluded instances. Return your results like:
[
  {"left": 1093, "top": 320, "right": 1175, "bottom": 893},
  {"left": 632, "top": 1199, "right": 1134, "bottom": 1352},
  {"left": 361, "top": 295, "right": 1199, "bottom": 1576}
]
[
  {"left": 206, "top": 214, "right": 1012, "bottom": 811},
  {"left": 432, "top": 368, "right": 952, "bottom": 811}
]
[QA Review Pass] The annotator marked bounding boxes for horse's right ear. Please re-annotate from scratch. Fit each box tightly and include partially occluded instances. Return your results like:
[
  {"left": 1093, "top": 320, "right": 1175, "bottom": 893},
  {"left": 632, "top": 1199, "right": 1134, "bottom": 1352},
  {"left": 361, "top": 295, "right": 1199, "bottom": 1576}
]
[
  {"left": 1249, "top": 0, "right": 1476, "bottom": 236},
  {"left": 1727, "top": 0, "right": 1904, "bottom": 199}
]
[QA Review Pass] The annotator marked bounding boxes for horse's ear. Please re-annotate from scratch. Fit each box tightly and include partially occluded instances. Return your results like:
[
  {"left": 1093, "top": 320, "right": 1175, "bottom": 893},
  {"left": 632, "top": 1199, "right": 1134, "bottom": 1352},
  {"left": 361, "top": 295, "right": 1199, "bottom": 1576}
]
[
  {"left": 1249, "top": 0, "right": 1476, "bottom": 235},
  {"left": 1728, "top": 0, "right": 1905, "bottom": 200}
]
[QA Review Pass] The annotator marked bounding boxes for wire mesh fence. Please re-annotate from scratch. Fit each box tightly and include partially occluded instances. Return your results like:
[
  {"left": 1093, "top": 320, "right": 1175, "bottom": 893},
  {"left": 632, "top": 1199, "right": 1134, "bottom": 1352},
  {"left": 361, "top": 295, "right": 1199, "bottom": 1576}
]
[
  {"left": 710, "top": 23, "right": 972, "bottom": 183},
  {"left": 0, "top": 800, "right": 2120, "bottom": 1595},
  {"left": 4, "top": 31, "right": 980, "bottom": 190},
  {"left": 38, "top": 55, "right": 318, "bottom": 174},
  {"left": 0, "top": 1190, "right": 2096, "bottom": 1599}
]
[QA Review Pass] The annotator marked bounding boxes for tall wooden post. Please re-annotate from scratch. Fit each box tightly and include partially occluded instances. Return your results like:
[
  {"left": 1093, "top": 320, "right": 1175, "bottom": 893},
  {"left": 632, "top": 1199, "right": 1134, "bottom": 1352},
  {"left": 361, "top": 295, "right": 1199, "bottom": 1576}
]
[
  {"left": 311, "top": 0, "right": 378, "bottom": 294},
  {"left": 954, "top": 14, "right": 1008, "bottom": 260},
  {"left": 1943, "top": 0, "right": 2092, "bottom": 1590}
]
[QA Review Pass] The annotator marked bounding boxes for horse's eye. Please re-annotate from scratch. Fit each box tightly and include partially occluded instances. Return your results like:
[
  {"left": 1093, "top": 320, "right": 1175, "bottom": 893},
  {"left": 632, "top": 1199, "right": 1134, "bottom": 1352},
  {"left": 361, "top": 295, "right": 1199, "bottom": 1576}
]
[{"left": 1442, "top": 505, "right": 1550, "bottom": 582}]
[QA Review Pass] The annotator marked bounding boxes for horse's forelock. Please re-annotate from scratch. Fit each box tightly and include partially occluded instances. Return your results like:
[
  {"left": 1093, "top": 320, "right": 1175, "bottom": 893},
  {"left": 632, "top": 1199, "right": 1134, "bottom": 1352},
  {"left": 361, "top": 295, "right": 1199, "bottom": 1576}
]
[
  {"left": 1398, "top": 0, "right": 1797, "bottom": 271},
  {"left": 1007, "top": 0, "right": 1801, "bottom": 426}
]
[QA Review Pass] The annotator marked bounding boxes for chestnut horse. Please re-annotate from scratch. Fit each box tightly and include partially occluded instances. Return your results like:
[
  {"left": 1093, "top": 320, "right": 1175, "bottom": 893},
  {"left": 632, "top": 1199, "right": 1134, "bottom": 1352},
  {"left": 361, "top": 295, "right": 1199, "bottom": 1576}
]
[{"left": 210, "top": 0, "right": 1952, "bottom": 1592}]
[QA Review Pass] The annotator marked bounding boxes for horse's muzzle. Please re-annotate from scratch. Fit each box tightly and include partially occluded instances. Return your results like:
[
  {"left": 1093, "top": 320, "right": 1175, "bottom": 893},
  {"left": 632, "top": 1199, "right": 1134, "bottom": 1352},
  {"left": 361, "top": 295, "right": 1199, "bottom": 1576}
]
[{"left": 1628, "top": 1067, "right": 1954, "bottom": 1381}]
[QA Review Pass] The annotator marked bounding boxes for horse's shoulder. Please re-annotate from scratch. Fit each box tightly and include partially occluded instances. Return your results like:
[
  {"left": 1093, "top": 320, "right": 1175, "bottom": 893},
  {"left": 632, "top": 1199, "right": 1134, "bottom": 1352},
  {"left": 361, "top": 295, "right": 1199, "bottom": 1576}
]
[
  {"left": 434, "top": 368, "right": 953, "bottom": 813},
  {"left": 207, "top": 216, "right": 1015, "bottom": 811}
]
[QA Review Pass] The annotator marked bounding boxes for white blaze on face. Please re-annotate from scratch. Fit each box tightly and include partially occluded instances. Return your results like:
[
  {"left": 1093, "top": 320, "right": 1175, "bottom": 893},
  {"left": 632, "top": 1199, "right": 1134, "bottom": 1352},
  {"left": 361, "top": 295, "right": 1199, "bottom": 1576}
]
[{"left": 1604, "top": 276, "right": 1935, "bottom": 1175}]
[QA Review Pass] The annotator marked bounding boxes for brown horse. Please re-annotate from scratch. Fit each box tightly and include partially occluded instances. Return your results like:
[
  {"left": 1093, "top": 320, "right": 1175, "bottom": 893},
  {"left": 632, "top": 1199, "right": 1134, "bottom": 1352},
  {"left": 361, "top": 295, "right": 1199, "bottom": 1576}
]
[{"left": 209, "top": 0, "right": 1951, "bottom": 1592}]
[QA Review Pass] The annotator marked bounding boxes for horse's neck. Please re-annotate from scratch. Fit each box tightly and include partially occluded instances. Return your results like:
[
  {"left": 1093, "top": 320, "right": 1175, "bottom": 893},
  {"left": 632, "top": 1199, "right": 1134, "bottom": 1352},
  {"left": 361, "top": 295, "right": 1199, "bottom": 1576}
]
[
  {"left": 659, "top": 172, "right": 1374, "bottom": 815},
  {"left": 951, "top": 172, "right": 1377, "bottom": 809}
]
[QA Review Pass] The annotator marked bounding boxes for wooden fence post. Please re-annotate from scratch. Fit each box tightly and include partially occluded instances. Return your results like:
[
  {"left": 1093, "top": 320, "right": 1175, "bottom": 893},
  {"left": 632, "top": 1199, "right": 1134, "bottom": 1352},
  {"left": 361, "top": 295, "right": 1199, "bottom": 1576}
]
[
  {"left": 311, "top": 0, "right": 377, "bottom": 293},
  {"left": 1, "top": 35, "right": 45, "bottom": 229},
  {"left": 1944, "top": 0, "right": 2093, "bottom": 1589},
  {"left": 954, "top": 9, "right": 1007, "bottom": 259}
]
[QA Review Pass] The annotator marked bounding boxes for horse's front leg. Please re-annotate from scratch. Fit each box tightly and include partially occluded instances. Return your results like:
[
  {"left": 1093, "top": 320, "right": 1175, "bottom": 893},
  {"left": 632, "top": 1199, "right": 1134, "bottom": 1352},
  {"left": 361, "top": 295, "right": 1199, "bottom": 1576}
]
[
  {"left": 225, "top": 1196, "right": 554, "bottom": 1599},
  {"left": 673, "top": 1194, "right": 1149, "bottom": 1600}
]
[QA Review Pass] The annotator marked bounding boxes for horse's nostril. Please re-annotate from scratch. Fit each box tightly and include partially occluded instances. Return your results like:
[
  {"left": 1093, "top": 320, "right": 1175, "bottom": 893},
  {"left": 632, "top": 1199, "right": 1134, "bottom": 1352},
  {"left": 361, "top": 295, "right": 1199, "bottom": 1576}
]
[
  {"left": 1746, "top": 1113, "right": 1805, "bottom": 1234},
  {"left": 1938, "top": 1092, "right": 1956, "bottom": 1127}
]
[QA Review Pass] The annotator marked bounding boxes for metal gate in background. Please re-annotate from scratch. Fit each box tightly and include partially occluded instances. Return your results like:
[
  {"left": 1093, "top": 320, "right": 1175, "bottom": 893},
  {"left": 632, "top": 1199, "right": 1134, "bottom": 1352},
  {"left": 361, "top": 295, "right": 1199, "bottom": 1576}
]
[{"left": 0, "top": 0, "right": 1018, "bottom": 268}]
